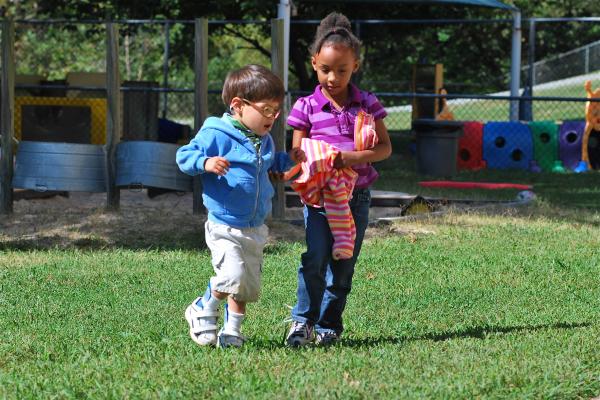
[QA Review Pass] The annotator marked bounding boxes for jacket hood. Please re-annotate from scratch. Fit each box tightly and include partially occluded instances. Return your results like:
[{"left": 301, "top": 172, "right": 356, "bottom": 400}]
[{"left": 201, "top": 114, "right": 250, "bottom": 143}]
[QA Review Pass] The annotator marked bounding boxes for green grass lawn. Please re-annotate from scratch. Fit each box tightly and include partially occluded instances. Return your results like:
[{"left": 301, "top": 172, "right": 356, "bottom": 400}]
[
  {"left": 1, "top": 213, "right": 599, "bottom": 398},
  {"left": 2, "top": 134, "right": 600, "bottom": 398}
]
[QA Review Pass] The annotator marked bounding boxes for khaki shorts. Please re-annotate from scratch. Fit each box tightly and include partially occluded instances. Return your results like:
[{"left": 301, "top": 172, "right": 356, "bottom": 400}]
[{"left": 205, "top": 220, "right": 268, "bottom": 303}]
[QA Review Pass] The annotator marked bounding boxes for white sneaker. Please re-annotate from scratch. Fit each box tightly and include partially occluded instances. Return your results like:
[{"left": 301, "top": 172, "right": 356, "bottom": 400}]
[
  {"left": 285, "top": 321, "right": 314, "bottom": 347},
  {"left": 315, "top": 330, "right": 340, "bottom": 346},
  {"left": 217, "top": 328, "right": 246, "bottom": 349},
  {"left": 185, "top": 298, "right": 219, "bottom": 346}
]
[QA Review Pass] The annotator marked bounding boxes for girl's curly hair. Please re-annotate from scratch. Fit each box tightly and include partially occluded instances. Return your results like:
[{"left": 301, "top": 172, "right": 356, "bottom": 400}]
[{"left": 309, "top": 12, "right": 361, "bottom": 59}]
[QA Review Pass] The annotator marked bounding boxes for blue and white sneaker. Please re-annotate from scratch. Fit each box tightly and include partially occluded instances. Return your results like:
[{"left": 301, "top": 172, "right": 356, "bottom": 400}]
[
  {"left": 217, "top": 328, "right": 246, "bottom": 349},
  {"left": 185, "top": 298, "right": 219, "bottom": 346},
  {"left": 285, "top": 321, "right": 314, "bottom": 347},
  {"left": 315, "top": 330, "right": 340, "bottom": 346}
]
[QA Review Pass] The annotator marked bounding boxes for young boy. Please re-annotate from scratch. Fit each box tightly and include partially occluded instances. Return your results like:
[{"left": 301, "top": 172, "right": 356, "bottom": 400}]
[{"left": 176, "top": 64, "right": 304, "bottom": 348}]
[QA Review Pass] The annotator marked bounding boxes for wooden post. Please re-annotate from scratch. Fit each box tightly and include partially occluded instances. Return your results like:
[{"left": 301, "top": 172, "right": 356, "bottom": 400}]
[
  {"left": 193, "top": 18, "right": 208, "bottom": 215},
  {"left": 271, "top": 18, "right": 286, "bottom": 220},
  {"left": 105, "top": 22, "right": 121, "bottom": 211},
  {"left": 0, "top": 19, "right": 15, "bottom": 215}
]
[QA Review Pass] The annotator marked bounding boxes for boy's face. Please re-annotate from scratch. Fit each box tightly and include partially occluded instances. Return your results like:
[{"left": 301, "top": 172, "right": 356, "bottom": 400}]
[{"left": 231, "top": 97, "right": 281, "bottom": 136}]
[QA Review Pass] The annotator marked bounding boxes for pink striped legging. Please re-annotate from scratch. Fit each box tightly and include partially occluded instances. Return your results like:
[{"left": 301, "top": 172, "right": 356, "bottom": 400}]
[{"left": 291, "top": 110, "right": 378, "bottom": 260}]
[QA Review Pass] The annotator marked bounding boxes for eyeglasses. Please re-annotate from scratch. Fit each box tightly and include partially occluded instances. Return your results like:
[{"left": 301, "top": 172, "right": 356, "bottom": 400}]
[{"left": 242, "top": 99, "right": 281, "bottom": 119}]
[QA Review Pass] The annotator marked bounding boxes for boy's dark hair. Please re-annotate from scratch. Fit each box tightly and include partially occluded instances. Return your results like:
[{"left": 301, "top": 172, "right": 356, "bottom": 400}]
[
  {"left": 222, "top": 64, "right": 284, "bottom": 106},
  {"left": 309, "top": 12, "right": 361, "bottom": 59}
]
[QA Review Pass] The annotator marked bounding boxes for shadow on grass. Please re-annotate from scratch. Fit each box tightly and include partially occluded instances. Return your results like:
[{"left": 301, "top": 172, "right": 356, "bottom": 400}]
[
  {"left": 238, "top": 322, "right": 593, "bottom": 351},
  {"left": 241, "top": 321, "right": 592, "bottom": 350},
  {"left": 0, "top": 230, "right": 208, "bottom": 251},
  {"left": 340, "top": 321, "right": 592, "bottom": 348}
]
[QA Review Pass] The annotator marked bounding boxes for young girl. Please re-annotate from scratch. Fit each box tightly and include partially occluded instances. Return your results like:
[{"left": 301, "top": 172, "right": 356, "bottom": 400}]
[{"left": 285, "top": 12, "right": 392, "bottom": 346}]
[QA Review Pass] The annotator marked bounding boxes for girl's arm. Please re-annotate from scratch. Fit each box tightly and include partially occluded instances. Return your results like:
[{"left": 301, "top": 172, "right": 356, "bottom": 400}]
[
  {"left": 291, "top": 128, "right": 308, "bottom": 150},
  {"left": 334, "top": 118, "right": 392, "bottom": 168}
]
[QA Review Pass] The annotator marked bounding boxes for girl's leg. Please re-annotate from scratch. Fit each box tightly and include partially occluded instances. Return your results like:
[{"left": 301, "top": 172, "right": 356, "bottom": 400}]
[
  {"left": 317, "top": 188, "right": 371, "bottom": 335},
  {"left": 291, "top": 205, "right": 333, "bottom": 325}
]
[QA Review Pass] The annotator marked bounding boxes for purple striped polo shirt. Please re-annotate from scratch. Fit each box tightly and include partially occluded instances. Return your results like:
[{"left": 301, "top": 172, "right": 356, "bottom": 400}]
[{"left": 287, "top": 84, "right": 387, "bottom": 188}]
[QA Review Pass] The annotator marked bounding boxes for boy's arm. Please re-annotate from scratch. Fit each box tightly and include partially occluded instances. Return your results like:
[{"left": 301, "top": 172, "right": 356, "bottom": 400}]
[
  {"left": 176, "top": 130, "right": 229, "bottom": 176},
  {"left": 269, "top": 129, "right": 307, "bottom": 181}
]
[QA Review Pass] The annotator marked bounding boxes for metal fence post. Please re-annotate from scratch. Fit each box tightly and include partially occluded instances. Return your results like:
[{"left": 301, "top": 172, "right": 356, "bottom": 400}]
[
  {"left": 528, "top": 19, "right": 536, "bottom": 91},
  {"left": 106, "top": 22, "right": 121, "bottom": 211},
  {"left": 162, "top": 21, "right": 170, "bottom": 119},
  {"left": 585, "top": 46, "right": 590, "bottom": 75},
  {"left": 271, "top": 18, "right": 285, "bottom": 220},
  {"left": 193, "top": 18, "right": 208, "bottom": 215},
  {"left": 509, "top": 10, "right": 522, "bottom": 121},
  {"left": 1, "top": 19, "right": 15, "bottom": 215}
]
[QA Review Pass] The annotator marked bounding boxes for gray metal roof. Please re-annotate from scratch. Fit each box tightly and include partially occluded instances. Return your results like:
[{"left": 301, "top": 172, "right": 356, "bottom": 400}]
[{"left": 306, "top": 0, "right": 517, "bottom": 10}]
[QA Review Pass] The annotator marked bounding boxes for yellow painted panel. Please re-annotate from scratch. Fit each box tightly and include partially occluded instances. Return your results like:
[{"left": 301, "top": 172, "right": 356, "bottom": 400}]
[{"left": 15, "top": 96, "right": 107, "bottom": 144}]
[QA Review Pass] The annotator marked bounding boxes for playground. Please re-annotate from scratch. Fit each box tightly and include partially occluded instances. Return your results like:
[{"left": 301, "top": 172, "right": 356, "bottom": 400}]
[{"left": 1, "top": 1, "right": 600, "bottom": 398}]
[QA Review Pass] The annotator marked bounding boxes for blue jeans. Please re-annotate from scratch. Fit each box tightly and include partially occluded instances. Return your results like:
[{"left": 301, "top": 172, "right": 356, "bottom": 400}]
[{"left": 291, "top": 188, "right": 371, "bottom": 335}]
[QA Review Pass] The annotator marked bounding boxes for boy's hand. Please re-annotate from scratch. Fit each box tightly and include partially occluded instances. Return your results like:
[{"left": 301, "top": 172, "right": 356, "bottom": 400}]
[
  {"left": 289, "top": 147, "right": 306, "bottom": 163},
  {"left": 268, "top": 170, "right": 285, "bottom": 182},
  {"left": 282, "top": 163, "right": 302, "bottom": 181},
  {"left": 269, "top": 163, "right": 303, "bottom": 182},
  {"left": 204, "top": 156, "right": 230, "bottom": 176}
]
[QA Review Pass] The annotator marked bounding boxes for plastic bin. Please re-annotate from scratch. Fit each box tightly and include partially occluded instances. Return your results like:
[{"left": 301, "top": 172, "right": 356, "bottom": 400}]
[
  {"left": 412, "top": 119, "right": 463, "bottom": 177},
  {"left": 115, "top": 141, "right": 192, "bottom": 192},
  {"left": 12, "top": 141, "right": 106, "bottom": 192}
]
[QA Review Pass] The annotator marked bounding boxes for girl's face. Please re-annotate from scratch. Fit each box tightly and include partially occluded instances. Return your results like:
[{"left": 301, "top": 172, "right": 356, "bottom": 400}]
[
  {"left": 312, "top": 44, "right": 359, "bottom": 102},
  {"left": 230, "top": 97, "right": 281, "bottom": 136}
]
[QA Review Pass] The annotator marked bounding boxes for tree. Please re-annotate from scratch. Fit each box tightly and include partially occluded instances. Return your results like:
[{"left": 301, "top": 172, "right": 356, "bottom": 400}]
[{"left": 5, "top": 0, "right": 600, "bottom": 95}]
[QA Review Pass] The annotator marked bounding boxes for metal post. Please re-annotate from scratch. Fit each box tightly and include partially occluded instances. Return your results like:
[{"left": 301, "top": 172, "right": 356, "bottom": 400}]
[
  {"left": 193, "top": 18, "right": 208, "bottom": 215},
  {"left": 162, "top": 21, "right": 170, "bottom": 119},
  {"left": 277, "top": 0, "right": 290, "bottom": 92},
  {"left": 519, "top": 17, "right": 534, "bottom": 121},
  {"left": 509, "top": 10, "right": 522, "bottom": 121},
  {"left": 1, "top": 19, "right": 15, "bottom": 215},
  {"left": 271, "top": 18, "right": 286, "bottom": 220},
  {"left": 106, "top": 22, "right": 121, "bottom": 211},
  {"left": 585, "top": 46, "right": 590, "bottom": 75},
  {"left": 527, "top": 18, "right": 535, "bottom": 92},
  {"left": 354, "top": 21, "right": 362, "bottom": 86}
]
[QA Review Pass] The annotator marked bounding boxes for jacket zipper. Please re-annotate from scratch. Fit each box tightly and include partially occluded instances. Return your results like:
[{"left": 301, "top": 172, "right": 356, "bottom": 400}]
[{"left": 252, "top": 142, "right": 263, "bottom": 223}]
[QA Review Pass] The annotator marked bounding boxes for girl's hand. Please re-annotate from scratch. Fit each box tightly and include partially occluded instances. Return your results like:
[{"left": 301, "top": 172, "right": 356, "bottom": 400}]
[
  {"left": 333, "top": 151, "right": 359, "bottom": 169},
  {"left": 204, "top": 156, "right": 230, "bottom": 176},
  {"left": 289, "top": 147, "right": 306, "bottom": 163}
]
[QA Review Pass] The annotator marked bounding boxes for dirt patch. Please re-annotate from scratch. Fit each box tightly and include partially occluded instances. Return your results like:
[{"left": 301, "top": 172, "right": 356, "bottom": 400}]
[{"left": 0, "top": 190, "right": 432, "bottom": 251}]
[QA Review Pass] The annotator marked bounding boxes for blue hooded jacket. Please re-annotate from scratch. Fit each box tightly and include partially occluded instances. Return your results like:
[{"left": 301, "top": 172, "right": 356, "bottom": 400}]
[{"left": 176, "top": 114, "right": 290, "bottom": 228}]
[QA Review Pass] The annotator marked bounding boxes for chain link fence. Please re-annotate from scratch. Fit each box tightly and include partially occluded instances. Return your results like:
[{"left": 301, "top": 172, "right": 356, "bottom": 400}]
[{"left": 6, "top": 18, "right": 600, "bottom": 179}]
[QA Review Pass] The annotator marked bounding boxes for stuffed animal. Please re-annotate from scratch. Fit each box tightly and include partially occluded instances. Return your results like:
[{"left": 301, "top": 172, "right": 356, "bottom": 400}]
[
  {"left": 436, "top": 88, "right": 455, "bottom": 121},
  {"left": 575, "top": 80, "right": 600, "bottom": 172}
]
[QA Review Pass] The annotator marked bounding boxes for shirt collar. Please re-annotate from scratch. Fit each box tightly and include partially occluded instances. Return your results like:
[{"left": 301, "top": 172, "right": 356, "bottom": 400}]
[
  {"left": 314, "top": 83, "right": 361, "bottom": 111},
  {"left": 224, "top": 113, "right": 252, "bottom": 134}
]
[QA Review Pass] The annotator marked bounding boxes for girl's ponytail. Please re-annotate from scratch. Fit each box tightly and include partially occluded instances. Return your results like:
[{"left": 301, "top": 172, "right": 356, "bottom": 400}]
[{"left": 309, "top": 12, "right": 361, "bottom": 59}]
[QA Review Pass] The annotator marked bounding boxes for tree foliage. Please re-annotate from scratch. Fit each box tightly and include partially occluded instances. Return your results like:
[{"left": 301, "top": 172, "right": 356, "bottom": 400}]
[{"left": 4, "top": 0, "right": 600, "bottom": 95}]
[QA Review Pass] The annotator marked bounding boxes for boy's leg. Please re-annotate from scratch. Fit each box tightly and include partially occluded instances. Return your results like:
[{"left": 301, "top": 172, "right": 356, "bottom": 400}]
[
  {"left": 287, "top": 206, "right": 332, "bottom": 346},
  {"left": 185, "top": 283, "right": 226, "bottom": 346},
  {"left": 316, "top": 189, "right": 371, "bottom": 342},
  {"left": 217, "top": 297, "right": 246, "bottom": 348},
  {"left": 206, "top": 222, "right": 267, "bottom": 348}
]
